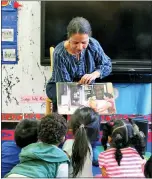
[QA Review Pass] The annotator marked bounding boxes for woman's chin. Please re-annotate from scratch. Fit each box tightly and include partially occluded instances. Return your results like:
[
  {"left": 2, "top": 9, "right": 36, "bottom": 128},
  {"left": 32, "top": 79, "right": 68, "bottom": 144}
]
[{"left": 74, "top": 50, "right": 81, "bottom": 54}]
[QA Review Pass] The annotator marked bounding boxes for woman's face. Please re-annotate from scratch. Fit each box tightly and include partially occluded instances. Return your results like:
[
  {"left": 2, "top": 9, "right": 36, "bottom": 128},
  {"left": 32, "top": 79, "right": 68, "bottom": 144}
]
[{"left": 69, "top": 33, "right": 89, "bottom": 54}]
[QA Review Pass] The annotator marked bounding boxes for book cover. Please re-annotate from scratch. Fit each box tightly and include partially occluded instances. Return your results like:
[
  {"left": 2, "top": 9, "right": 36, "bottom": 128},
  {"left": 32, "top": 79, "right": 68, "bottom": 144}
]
[{"left": 56, "top": 82, "right": 116, "bottom": 115}]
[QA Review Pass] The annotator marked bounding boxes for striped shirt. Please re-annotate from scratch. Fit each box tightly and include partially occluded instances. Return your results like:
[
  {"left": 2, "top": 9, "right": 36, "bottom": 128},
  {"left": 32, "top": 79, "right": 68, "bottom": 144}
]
[
  {"left": 98, "top": 147, "right": 146, "bottom": 178},
  {"left": 49, "top": 37, "right": 112, "bottom": 83}
]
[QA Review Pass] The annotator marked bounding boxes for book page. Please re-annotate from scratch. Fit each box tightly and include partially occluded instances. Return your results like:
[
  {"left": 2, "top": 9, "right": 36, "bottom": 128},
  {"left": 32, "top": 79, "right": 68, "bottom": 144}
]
[{"left": 56, "top": 82, "right": 117, "bottom": 115}]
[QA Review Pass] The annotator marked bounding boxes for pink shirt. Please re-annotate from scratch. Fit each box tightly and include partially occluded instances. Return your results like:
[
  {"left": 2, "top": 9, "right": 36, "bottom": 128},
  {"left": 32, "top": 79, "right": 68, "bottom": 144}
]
[{"left": 98, "top": 147, "right": 146, "bottom": 178}]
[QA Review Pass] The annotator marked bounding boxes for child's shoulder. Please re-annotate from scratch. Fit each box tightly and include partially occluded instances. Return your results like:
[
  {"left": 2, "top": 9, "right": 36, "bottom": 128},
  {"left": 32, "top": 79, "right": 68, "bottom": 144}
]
[
  {"left": 63, "top": 139, "right": 74, "bottom": 147},
  {"left": 99, "top": 148, "right": 116, "bottom": 158},
  {"left": 99, "top": 147, "right": 137, "bottom": 156},
  {"left": 103, "top": 147, "right": 116, "bottom": 153},
  {"left": 62, "top": 139, "right": 74, "bottom": 157},
  {"left": 121, "top": 147, "right": 139, "bottom": 154}
]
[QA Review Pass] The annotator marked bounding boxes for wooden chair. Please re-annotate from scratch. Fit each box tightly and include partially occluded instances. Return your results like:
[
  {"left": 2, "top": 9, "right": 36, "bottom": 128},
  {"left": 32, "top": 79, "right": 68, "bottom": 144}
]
[{"left": 45, "top": 47, "right": 54, "bottom": 115}]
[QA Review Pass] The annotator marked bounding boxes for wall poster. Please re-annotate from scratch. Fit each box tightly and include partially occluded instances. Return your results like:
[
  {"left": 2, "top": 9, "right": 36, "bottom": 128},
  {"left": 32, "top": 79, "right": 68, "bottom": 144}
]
[{"left": 1, "top": 0, "right": 18, "bottom": 64}]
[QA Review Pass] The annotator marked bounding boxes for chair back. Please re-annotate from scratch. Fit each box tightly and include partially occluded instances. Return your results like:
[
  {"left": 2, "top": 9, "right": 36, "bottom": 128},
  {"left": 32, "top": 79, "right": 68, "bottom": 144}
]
[
  {"left": 50, "top": 47, "right": 54, "bottom": 78},
  {"left": 45, "top": 47, "right": 54, "bottom": 115}
]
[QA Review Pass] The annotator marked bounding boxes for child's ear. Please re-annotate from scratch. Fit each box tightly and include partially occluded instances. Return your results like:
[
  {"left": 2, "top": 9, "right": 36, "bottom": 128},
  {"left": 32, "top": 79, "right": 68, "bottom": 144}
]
[
  {"left": 62, "top": 136, "right": 66, "bottom": 143},
  {"left": 108, "top": 136, "right": 112, "bottom": 143}
]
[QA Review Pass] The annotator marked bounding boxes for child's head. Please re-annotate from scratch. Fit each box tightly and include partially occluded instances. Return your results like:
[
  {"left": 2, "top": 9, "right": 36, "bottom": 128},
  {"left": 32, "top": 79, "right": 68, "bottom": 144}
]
[
  {"left": 15, "top": 119, "right": 39, "bottom": 148},
  {"left": 70, "top": 107, "right": 100, "bottom": 177},
  {"left": 144, "top": 155, "right": 152, "bottom": 178},
  {"left": 38, "top": 113, "right": 67, "bottom": 145},
  {"left": 102, "top": 118, "right": 145, "bottom": 166}
]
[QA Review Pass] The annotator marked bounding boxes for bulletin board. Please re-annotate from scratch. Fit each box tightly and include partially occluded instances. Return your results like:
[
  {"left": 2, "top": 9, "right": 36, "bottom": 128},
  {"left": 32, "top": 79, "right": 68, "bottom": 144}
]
[{"left": 1, "top": 1, "right": 18, "bottom": 64}]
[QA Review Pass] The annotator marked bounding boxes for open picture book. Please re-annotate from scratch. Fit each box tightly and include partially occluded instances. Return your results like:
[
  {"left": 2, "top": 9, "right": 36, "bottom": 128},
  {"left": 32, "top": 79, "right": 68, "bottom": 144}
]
[{"left": 56, "top": 82, "right": 117, "bottom": 115}]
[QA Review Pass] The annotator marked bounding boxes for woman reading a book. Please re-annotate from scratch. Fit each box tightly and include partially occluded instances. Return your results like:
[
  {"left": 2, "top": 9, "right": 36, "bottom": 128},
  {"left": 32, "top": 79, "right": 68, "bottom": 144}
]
[
  {"left": 46, "top": 17, "right": 112, "bottom": 166},
  {"left": 46, "top": 16, "right": 112, "bottom": 111}
]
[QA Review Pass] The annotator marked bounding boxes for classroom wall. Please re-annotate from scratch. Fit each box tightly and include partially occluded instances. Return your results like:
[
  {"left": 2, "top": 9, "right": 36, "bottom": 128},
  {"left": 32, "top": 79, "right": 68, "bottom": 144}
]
[
  {"left": 1, "top": 2, "right": 151, "bottom": 150},
  {"left": 2, "top": 1, "right": 151, "bottom": 117},
  {"left": 2, "top": 1, "right": 50, "bottom": 114}
]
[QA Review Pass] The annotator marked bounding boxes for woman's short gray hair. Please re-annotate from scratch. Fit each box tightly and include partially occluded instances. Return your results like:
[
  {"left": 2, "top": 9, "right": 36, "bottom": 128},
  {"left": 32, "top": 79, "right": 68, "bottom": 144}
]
[{"left": 67, "top": 17, "right": 92, "bottom": 38}]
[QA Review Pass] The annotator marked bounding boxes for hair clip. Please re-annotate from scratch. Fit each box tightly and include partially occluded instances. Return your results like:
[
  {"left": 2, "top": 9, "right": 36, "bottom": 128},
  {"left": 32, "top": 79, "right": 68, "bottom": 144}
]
[
  {"left": 133, "top": 124, "right": 140, "bottom": 135},
  {"left": 79, "top": 124, "right": 85, "bottom": 128},
  {"left": 139, "top": 131, "right": 145, "bottom": 138},
  {"left": 116, "top": 133, "right": 122, "bottom": 140}
]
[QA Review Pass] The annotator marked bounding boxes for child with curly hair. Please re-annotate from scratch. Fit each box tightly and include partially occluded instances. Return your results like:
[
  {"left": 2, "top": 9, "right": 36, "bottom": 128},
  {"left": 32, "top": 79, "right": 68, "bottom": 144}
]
[
  {"left": 98, "top": 118, "right": 146, "bottom": 177},
  {"left": 5, "top": 113, "right": 69, "bottom": 178}
]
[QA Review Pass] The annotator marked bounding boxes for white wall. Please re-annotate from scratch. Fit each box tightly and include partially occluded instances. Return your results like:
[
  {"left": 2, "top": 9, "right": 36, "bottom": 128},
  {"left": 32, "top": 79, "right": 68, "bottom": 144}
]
[{"left": 2, "top": 1, "right": 50, "bottom": 114}]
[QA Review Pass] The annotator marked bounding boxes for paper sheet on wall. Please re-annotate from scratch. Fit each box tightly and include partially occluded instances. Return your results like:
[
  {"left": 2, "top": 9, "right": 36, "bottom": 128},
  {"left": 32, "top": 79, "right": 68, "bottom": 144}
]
[
  {"left": 2, "top": 2, "right": 18, "bottom": 64},
  {"left": 20, "top": 96, "right": 46, "bottom": 103},
  {"left": 3, "top": 49, "right": 16, "bottom": 61},
  {"left": 2, "top": 29, "right": 14, "bottom": 42}
]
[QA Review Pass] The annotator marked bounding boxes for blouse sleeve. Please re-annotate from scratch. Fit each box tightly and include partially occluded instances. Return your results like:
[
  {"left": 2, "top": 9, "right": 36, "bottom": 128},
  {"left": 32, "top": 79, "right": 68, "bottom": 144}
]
[
  {"left": 95, "top": 40, "right": 112, "bottom": 79},
  {"left": 98, "top": 152, "right": 106, "bottom": 169},
  {"left": 56, "top": 163, "right": 69, "bottom": 178},
  {"left": 51, "top": 53, "right": 72, "bottom": 82}
]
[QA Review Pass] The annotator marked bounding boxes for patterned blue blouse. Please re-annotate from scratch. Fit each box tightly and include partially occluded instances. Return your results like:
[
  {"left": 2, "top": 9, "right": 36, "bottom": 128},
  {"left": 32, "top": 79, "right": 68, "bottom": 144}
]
[{"left": 49, "top": 37, "right": 112, "bottom": 83}]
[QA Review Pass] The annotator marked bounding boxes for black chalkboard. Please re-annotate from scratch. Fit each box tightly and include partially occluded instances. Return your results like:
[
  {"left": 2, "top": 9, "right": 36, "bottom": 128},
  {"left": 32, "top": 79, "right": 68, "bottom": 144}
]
[{"left": 41, "top": 1, "right": 152, "bottom": 72}]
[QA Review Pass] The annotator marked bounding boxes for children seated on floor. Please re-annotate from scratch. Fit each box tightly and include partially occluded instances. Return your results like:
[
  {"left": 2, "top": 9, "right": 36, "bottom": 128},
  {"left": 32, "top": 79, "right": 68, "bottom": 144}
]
[
  {"left": 98, "top": 118, "right": 146, "bottom": 177},
  {"left": 2, "top": 119, "right": 39, "bottom": 178},
  {"left": 5, "top": 113, "right": 69, "bottom": 178},
  {"left": 62, "top": 107, "right": 100, "bottom": 177}
]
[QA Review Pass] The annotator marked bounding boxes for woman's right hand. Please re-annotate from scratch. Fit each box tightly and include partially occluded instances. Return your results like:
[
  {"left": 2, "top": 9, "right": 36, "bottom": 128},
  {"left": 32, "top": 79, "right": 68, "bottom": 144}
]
[{"left": 78, "top": 71, "right": 100, "bottom": 84}]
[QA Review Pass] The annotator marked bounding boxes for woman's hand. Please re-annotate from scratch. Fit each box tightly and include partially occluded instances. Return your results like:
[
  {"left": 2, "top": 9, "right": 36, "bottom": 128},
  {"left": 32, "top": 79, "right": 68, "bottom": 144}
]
[{"left": 78, "top": 71, "right": 100, "bottom": 84}]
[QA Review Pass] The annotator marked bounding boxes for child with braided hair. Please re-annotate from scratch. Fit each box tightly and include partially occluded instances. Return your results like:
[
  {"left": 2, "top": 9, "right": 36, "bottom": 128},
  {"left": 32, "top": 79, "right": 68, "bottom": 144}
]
[{"left": 98, "top": 118, "right": 146, "bottom": 177}]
